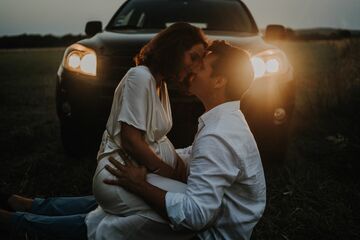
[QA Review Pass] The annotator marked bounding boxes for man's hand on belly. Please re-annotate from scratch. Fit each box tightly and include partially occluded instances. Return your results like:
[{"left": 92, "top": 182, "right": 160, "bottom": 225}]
[
  {"left": 104, "top": 157, "right": 147, "bottom": 195},
  {"left": 104, "top": 156, "right": 170, "bottom": 221}
]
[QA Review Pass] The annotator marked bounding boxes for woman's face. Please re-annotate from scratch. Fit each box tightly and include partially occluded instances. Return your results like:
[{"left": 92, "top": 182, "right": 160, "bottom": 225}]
[
  {"left": 188, "top": 52, "right": 218, "bottom": 100},
  {"left": 178, "top": 43, "right": 206, "bottom": 89}
]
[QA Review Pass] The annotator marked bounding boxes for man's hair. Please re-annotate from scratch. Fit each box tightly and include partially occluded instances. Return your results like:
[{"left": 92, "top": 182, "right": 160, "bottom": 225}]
[
  {"left": 135, "top": 22, "right": 208, "bottom": 84},
  {"left": 208, "top": 40, "right": 254, "bottom": 100}
]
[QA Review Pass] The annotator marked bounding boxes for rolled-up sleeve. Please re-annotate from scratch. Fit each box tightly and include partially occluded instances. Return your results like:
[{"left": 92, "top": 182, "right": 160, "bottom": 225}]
[
  {"left": 165, "top": 134, "right": 240, "bottom": 231},
  {"left": 165, "top": 192, "right": 187, "bottom": 226}
]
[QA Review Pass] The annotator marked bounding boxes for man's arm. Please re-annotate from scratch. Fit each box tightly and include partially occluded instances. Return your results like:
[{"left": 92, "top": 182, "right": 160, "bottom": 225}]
[
  {"left": 104, "top": 157, "right": 170, "bottom": 221},
  {"left": 105, "top": 135, "right": 239, "bottom": 230},
  {"left": 164, "top": 135, "right": 240, "bottom": 230}
]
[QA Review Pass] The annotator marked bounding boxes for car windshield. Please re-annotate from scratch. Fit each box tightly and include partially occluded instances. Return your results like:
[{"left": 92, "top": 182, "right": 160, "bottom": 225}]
[{"left": 107, "top": 0, "right": 257, "bottom": 33}]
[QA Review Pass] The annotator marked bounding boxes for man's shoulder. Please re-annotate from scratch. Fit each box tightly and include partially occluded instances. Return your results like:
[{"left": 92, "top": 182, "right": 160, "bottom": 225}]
[
  {"left": 201, "top": 110, "right": 250, "bottom": 138},
  {"left": 196, "top": 111, "right": 259, "bottom": 160}
]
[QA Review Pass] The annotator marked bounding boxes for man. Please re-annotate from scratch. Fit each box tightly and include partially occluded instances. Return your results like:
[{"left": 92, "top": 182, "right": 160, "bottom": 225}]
[{"left": 104, "top": 40, "right": 266, "bottom": 240}]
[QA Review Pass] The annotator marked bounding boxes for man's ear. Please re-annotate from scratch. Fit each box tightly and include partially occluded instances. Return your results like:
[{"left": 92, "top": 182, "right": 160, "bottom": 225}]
[{"left": 214, "top": 76, "right": 227, "bottom": 89}]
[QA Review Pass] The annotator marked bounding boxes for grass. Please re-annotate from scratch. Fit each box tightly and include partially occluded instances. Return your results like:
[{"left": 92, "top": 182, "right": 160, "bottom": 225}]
[
  {"left": 0, "top": 40, "right": 360, "bottom": 239},
  {"left": 0, "top": 48, "right": 96, "bottom": 197}
]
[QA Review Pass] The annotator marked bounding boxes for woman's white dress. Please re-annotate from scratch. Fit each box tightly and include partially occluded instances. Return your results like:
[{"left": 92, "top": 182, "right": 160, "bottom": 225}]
[{"left": 85, "top": 66, "right": 187, "bottom": 239}]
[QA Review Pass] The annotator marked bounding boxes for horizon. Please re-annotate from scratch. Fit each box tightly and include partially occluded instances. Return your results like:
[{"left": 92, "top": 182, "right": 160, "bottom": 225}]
[
  {"left": 2, "top": 26, "right": 359, "bottom": 38},
  {"left": 1, "top": 0, "right": 360, "bottom": 37}
]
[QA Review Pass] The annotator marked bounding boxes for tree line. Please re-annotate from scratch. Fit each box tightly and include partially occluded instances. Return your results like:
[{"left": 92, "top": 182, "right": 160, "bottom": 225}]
[
  {"left": 1, "top": 29, "right": 359, "bottom": 49},
  {"left": 0, "top": 34, "right": 85, "bottom": 49}
]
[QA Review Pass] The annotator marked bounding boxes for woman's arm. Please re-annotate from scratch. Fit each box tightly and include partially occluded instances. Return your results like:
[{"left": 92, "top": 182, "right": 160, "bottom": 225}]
[{"left": 121, "top": 122, "right": 187, "bottom": 182}]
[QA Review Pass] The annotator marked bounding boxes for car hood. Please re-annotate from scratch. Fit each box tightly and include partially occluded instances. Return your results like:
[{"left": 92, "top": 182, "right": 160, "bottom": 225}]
[
  {"left": 206, "top": 31, "right": 275, "bottom": 54},
  {"left": 78, "top": 30, "right": 276, "bottom": 56}
]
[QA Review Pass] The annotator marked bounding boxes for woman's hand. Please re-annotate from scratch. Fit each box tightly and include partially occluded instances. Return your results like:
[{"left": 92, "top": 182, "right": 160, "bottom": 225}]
[
  {"left": 121, "top": 122, "right": 185, "bottom": 181},
  {"left": 174, "top": 155, "right": 188, "bottom": 183},
  {"left": 104, "top": 157, "right": 148, "bottom": 195},
  {"left": 121, "top": 122, "right": 175, "bottom": 174}
]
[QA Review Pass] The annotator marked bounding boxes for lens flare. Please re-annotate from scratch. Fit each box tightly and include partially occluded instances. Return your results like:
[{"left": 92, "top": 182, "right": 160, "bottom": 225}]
[{"left": 80, "top": 53, "right": 97, "bottom": 75}]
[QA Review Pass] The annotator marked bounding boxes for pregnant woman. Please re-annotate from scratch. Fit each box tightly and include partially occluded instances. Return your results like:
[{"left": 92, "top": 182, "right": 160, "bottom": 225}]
[
  {"left": 0, "top": 22, "right": 207, "bottom": 240},
  {"left": 87, "top": 22, "right": 207, "bottom": 239}
]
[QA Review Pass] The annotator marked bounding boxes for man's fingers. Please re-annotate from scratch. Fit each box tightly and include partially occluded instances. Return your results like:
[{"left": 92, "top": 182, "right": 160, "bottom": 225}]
[
  {"left": 105, "top": 165, "right": 123, "bottom": 177},
  {"left": 103, "top": 179, "right": 121, "bottom": 186},
  {"left": 109, "top": 157, "right": 126, "bottom": 170},
  {"left": 117, "top": 150, "right": 129, "bottom": 164},
  {"left": 126, "top": 159, "right": 136, "bottom": 167},
  {"left": 109, "top": 155, "right": 136, "bottom": 168}
]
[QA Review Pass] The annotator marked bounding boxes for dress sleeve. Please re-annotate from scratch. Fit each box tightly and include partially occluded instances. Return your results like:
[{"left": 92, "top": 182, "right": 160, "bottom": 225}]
[{"left": 117, "top": 68, "right": 153, "bottom": 131}]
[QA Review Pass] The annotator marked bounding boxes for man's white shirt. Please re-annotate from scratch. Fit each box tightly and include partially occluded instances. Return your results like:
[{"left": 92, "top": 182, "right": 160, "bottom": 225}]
[{"left": 168, "top": 101, "right": 266, "bottom": 240}]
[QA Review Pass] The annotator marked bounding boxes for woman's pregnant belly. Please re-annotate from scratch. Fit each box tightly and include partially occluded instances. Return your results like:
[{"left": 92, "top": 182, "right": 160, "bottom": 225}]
[
  {"left": 150, "top": 136, "right": 178, "bottom": 168},
  {"left": 93, "top": 152, "right": 187, "bottom": 217}
]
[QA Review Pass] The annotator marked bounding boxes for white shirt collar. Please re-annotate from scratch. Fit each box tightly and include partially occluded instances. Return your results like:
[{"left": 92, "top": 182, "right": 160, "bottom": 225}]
[{"left": 198, "top": 101, "right": 240, "bottom": 129}]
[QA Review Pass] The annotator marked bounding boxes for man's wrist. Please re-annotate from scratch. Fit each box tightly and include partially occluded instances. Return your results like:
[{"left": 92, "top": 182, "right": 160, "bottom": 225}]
[
  {"left": 132, "top": 178, "right": 149, "bottom": 195},
  {"left": 136, "top": 179, "right": 169, "bottom": 220}
]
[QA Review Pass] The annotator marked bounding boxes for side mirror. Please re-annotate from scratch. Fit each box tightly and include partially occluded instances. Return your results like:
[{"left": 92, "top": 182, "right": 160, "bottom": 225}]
[
  {"left": 85, "top": 21, "right": 102, "bottom": 37},
  {"left": 265, "top": 24, "right": 286, "bottom": 41}
]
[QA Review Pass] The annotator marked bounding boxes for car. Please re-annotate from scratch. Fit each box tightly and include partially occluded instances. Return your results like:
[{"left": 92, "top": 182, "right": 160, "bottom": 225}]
[{"left": 56, "top": 0, "right": 295, "bottom": 167}]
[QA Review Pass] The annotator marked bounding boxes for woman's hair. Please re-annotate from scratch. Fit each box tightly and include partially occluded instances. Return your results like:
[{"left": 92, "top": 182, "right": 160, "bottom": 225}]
[
  {"left": 208, "top": 40, "right": 254, "bottom": 100},
  {"left": 135, "top": 22, "right": 208, "bottom": 83}
]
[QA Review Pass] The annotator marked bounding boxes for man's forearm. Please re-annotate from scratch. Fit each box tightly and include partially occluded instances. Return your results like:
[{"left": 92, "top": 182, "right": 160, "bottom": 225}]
[{"left": 135, "top": 181, "right": 170, "bottom": 221}]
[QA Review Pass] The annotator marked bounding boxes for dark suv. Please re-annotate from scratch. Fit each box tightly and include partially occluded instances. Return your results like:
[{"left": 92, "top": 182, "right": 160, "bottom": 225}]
[{"left": 56, "top": 0, "right": 294, "bottom": 166}]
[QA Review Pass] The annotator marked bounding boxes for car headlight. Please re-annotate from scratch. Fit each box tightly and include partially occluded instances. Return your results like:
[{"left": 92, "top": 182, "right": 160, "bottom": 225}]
[
  {"left": 63, "top": 44, "right": 97, "bottom": 76},
  {"left": 251, "top": 49, "right": 290, "bottom": 79}
]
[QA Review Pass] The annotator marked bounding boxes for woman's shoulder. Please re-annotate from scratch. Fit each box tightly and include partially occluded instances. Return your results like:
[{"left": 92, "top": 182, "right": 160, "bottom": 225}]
[{"left": 126, "top": 65, "right": 154, "bottom": 85}]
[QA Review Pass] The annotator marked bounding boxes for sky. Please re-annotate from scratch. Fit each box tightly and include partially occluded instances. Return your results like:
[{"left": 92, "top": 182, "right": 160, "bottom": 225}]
[{"left": 0, "top": 0, "right": 360, "bottom": 36}]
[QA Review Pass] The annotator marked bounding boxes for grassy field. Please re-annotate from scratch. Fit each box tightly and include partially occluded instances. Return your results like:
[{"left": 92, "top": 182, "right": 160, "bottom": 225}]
[
  {"left": 253, "top": 39, "right": 360, "bottom": 240},
  {"left": 0, "top": 40, "right": 360, "bottom": 239},
  {"left": 0, "top": 48, "right": 96, "bottom": 197}
]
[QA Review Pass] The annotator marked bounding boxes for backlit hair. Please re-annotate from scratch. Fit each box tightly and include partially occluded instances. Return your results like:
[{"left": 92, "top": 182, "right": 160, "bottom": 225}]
[
  {"left": 208, "top": 40, "right": 254, "bottom": 100},
  {"left": 135, "top": 22, "right": 208, "bottom": 84}
]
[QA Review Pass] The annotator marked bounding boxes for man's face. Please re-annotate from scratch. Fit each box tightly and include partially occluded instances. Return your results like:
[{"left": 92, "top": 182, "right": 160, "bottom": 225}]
[{"left": 188, "top": 52, "right": 218, "bottom": 99}]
